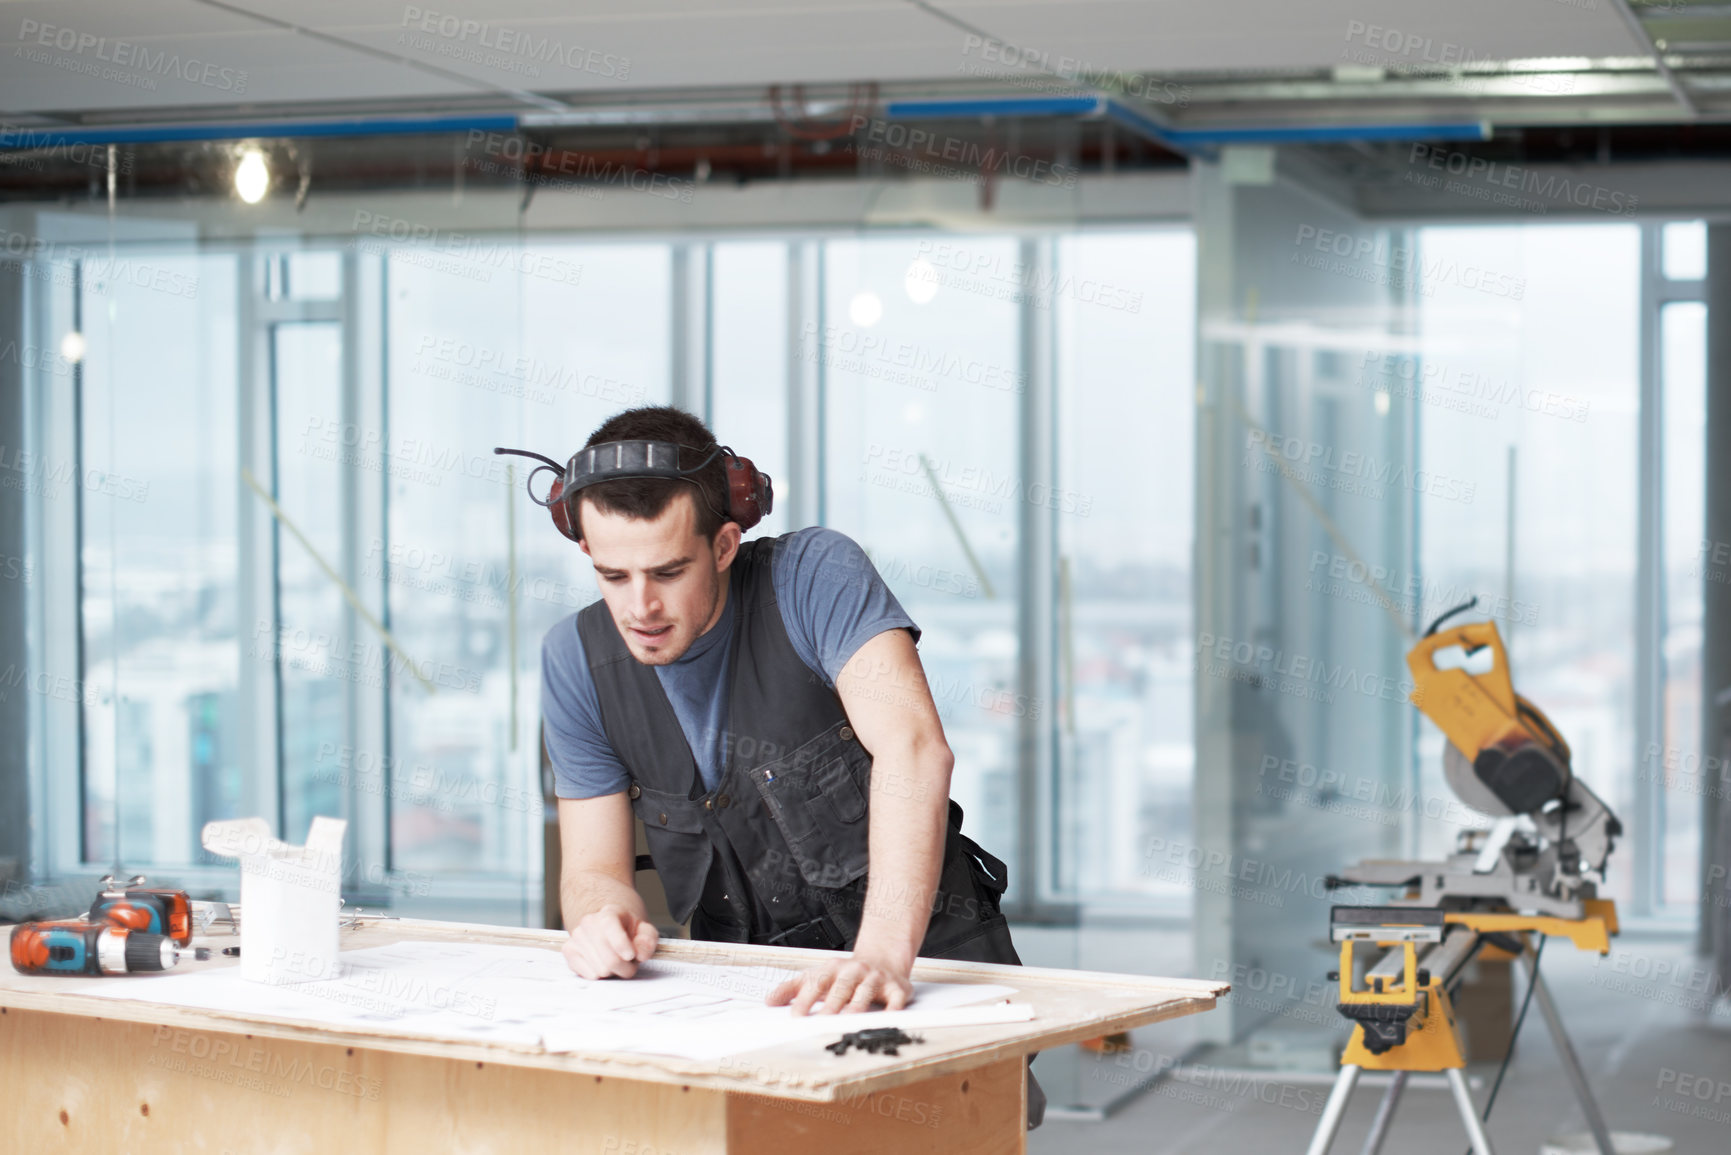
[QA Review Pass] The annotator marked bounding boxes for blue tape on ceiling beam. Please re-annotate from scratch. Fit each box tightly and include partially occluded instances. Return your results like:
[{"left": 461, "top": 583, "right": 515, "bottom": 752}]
[
  {"left": 1164, "top": 121, "right": 1491, "bottom": 146},
  {"left": 0, "top": 114, "right": 521, "bottom": 150},
  {"left": 1101, "top": 99, "right": 1183, "bottom": 151},
  {"left": 880, "top": 95, "right": 1485, "bottom": 152},
  {"left": 882, "top": 96, "right": 1104, "bottom": 120}
]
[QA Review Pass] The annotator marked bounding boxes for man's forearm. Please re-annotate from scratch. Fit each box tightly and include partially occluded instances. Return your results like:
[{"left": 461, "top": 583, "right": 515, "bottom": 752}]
[
  {"left": 561, "top": 867, "right": 649, "bottom": 931},
  {"left": 854, "top": 737, "right": 952, "bottom": 965}
]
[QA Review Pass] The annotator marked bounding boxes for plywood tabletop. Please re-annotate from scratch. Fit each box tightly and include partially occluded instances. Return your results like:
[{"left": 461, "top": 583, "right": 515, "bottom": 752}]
[{"left": 0, "top": 917, "right": 1227, "bottom": 1102}]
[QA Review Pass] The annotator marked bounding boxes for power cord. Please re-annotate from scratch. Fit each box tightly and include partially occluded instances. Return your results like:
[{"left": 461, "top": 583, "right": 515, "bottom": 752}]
[{"left": 1463, "top": 933, "right": 1547, "bottom": 1155}]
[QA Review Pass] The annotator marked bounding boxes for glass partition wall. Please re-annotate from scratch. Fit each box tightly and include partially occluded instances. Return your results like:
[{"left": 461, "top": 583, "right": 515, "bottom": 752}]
[
  {"left": 1412, "top": 220, "right": 1706, "bottom": 919},
  {"left": 1186, "top": 170, "right": 1702, "bottom": 1060},
  {"left": 76, "top": 253, "right": 240, "bottom": 868},
  {"left": 1410, "top": 225, "right": 1642, "bottom": 909}
]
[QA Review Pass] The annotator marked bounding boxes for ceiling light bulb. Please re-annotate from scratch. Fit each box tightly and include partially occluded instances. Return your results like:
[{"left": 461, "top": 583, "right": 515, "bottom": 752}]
[
  {"left": 60, "top": 331, "right": 86, "bottom": 364},
  {"left": 849, "top": 291, "right": 883, "bottom": 328},
  {"left": 234, "top": 148, "right": 270, "bottom": 204},
  {"left": 904, "top": 259, "right": 939, "bottom": 304}
]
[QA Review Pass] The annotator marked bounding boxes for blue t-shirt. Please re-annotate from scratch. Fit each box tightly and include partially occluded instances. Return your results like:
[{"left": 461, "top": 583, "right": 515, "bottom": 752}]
[{"left": 541, "top": 528, "right": 919, "bottom": 799}]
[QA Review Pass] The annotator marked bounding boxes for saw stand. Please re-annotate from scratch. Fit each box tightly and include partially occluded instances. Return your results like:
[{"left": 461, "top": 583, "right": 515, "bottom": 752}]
[{"left": 1303, "top": 905, "right": 1619, "bottom": 1155}]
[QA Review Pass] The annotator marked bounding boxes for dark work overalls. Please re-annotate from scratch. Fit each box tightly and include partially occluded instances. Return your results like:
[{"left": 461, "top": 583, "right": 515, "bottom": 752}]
[
  {"left": 576, "top": 534, "right": 1024, "bottom": 963},
  {"left": 577, "top": 534, "right": 1046, "bottom": 1127}
]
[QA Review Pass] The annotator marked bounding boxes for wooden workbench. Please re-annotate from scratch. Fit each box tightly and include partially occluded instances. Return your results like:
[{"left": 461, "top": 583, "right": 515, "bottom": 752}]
[{"left": 0, "top": 917, "right": 1226, "bottom": 1154}]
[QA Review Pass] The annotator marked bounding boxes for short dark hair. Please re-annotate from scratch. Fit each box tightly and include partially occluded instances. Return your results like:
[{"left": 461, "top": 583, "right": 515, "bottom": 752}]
[{"left": 573, "top": 406, "right": 730, "bottom": 541}]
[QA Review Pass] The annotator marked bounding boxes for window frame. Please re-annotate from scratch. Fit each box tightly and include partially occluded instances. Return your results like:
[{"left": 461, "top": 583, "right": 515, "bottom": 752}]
[{"left": 1634, "top": 219, "right": 1707, "bottom": 920}]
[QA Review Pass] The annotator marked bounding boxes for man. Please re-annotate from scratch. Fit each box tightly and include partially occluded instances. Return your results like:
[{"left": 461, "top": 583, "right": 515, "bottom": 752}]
[{"left": 533, "top": 405, "right": 1041, "bottom": 1124}]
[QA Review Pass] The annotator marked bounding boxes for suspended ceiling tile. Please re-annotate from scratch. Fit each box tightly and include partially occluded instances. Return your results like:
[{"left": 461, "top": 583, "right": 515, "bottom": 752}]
[
  {"left": 306, "top": 7, "right": 984, "bottom": 92},
  {"left": 0, "top": 28, "right": 478, "bottom": 113},
  {"left": 0, "top": 0, "right": 1672, "bottom": 117},
  {"left": 927, "top": 0, "right": 1649, "bottom": 73},
  {"left": 3, "top": 0, "right": 261, "bottom": 39}
]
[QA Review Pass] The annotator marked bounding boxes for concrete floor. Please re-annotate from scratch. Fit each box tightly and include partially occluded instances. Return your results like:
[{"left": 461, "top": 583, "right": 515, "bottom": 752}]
[{"left": 1020, "top": 931, "right": 1731, "bottom": 1155}]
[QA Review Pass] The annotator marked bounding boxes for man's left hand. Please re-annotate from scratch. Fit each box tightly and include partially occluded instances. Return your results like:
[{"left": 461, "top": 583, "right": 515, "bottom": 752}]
[{"left": 766, "top": 946, "right": 914, "bottom": 1015}]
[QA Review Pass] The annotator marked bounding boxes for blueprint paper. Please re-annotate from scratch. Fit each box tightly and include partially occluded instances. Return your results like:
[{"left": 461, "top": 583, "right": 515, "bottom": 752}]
[{"left": 77, "top": 940, "right": 1022, "bottom": 1061}]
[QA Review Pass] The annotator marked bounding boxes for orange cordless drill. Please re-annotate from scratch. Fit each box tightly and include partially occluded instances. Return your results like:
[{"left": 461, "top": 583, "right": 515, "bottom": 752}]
[
  {"left": 87, "top": 875, "right": 196, "bottom": 947},
  {"left": 10, "top": 919, "right": 209, "bottom": 976}
]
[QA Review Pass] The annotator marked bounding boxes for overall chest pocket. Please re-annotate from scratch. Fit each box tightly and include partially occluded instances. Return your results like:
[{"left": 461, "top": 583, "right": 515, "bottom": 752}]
[{"left": 754, "top": 728, "right": 871, "bottom": 887}]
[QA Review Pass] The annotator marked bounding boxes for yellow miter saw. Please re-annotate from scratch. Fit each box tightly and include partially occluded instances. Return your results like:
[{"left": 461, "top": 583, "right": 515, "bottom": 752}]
[
  {"left": 1307, "top": 603, "right": 1625, "bottom": 1155},
  {"left": 1343, "top": 608, "right": 1620, "bottom": 919}
]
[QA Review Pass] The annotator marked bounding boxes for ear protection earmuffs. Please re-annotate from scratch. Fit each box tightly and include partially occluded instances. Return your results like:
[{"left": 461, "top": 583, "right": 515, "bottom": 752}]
[{"left": 493, "top": 441, "right": 773, "bottom": 540}]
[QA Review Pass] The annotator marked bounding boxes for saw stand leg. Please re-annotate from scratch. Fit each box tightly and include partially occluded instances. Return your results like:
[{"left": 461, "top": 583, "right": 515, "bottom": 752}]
[
  {"left": 1447, "top": 1068, "right": 1497, "bottom": 1155},
  {"left": 1304, "top": 1066, "right": 1497, "bottom": 1155},
  {"left": 1357, "top": 1070, "right": 1408, "bottom": 1155},
  {"left": 1520, "top": 941, "right": 1616, "bottom": 1155},
  {"left": 1305, "top": 1064, "right": 1361, "bottom": 1155}
]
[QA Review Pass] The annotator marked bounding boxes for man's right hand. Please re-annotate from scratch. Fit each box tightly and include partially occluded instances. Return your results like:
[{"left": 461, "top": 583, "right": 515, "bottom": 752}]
[{"left": 562, "top": 904, "right": 660, "bottom": 979}]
